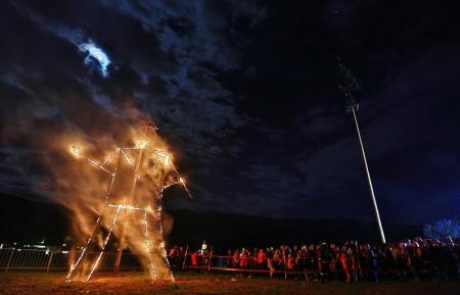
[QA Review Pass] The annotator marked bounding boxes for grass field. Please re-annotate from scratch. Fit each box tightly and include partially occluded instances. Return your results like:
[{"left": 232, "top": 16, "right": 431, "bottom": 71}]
[{"left": 1, "top": 272, "right": 460, "bottom": 295}]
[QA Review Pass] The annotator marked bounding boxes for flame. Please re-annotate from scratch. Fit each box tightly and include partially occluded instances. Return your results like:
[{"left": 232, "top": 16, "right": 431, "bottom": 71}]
[
  {"left": 42, "top": 122, "right": 189, "bottom": 282},
  {"left": 152, "top": 150, "right": 172, "bottom": 167},
  {"left": 134, "top": 134, "right": 151, "bottom": 149}
]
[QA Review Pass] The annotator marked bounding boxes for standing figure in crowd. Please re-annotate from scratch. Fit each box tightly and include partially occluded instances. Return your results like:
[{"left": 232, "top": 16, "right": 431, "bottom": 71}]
[
  {"left": 257, "top": 249, "right": 266, "bottom": 269},
  {"left": 339, "top": 249, "right": 351, "bottom": 282},
  {"left": 266, "top": 248, "right": 275, "bottom": 279}
]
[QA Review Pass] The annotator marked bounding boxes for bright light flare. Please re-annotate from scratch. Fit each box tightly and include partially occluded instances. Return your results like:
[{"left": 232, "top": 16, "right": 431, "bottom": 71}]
[
  {"left": 70, "top": 144, "right": 81, "bottom": 158},
  {"left": 134, "top": 137, "right": 149, "bottom": 149}
]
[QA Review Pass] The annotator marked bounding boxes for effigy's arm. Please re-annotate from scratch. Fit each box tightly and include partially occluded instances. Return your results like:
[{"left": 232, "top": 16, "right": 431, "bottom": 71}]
[
  {"left": 70, "top": 144, "right": 116, "bottom": 175},
  {"left": 150, "top": 149, "right": 193, "bottom": 199}
]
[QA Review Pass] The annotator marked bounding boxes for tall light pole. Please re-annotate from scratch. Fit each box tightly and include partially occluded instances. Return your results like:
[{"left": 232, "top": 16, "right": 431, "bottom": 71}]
[{"left": 338, "top": 59, "right": 387, "bottom": 243}]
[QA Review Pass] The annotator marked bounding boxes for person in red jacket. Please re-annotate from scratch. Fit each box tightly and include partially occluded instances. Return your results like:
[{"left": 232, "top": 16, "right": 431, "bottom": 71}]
[
  {"left": 257, "top": 249, "right": 266, "bottom": 269},
  {"left": 168, "top": 246, "right": 176, "bottom": 258},
  {"left": 287, "top": 254, "right": 295, "bottom": 271},
  {"left": 339, "top": 250, "right": 351, "bottom": 282},
  {"left": 240, "top": 249, "right": 249, "bottom": 268},
  {"left": 191, "top": 251, "right": 199, "bottom": 267}
]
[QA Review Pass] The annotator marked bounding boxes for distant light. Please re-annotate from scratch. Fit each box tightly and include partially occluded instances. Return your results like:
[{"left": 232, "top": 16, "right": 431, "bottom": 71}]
[
  {"left": 32, "top": 245, "right": 47, "bottom": 249},
  {"left": 78, "top": 40, "right": 111, "bottom": 77}
]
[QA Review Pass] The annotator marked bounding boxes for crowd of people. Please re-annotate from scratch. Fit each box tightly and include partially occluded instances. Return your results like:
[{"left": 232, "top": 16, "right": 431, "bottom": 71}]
[{"left": 167, "top": 238, "right": 460, "bottom": 282}]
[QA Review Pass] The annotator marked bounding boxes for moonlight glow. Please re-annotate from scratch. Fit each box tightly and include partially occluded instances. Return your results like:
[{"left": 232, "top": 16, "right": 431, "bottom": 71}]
[{"left": 78, "top": 40, "right": 111, "bottom": 77}]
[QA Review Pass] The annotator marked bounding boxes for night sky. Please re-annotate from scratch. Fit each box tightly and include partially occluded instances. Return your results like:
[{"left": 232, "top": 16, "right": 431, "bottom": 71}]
[{"left": 1, "top": 0, "right": 460, "bottom": 226}]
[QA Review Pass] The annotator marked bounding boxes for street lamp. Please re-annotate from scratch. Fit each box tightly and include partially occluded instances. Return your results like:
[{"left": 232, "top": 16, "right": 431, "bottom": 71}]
[{"left": 338, "top": 59, "right": 387, "bottom": 244}]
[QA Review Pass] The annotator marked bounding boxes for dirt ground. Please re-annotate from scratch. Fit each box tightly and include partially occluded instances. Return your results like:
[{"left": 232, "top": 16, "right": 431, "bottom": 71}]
[{"left": 1, "top": 272, "right": 460, "bottom": 295}]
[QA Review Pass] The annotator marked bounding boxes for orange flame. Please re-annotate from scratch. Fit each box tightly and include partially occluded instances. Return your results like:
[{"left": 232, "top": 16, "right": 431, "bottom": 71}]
[{"left": 42, "top": 121, "right": 188, "bottom": 282}]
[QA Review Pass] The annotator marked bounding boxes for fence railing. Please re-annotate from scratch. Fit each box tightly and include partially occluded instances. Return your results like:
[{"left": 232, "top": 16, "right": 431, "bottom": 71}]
[
  {"left": 176, "top": 254, "right": 309, "bottom": 278},
  {"left": 0, "top": 248, "right": 141, "bottom": 272},
  {"left": 1, "top": 248, "right": 308, "bottom": 278}
]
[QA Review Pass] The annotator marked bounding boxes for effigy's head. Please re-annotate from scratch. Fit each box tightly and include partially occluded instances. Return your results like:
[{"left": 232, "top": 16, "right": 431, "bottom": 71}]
[{"left": 42, "top": 121, "right": 187, "bottom": 281}]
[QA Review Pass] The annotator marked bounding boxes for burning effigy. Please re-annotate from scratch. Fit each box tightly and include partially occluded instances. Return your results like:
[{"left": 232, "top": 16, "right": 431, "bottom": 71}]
[{"left": 43, "top": 122, "right": 190, "bottom": 282}]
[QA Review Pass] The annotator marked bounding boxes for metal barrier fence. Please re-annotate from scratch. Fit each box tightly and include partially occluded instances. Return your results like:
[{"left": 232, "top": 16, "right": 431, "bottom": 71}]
[
  {"left": 0, "top": 248, "right": 141, "bottom": 272},
  {"left": 0, "top": 248, "right": 305, "bottom": 278},
  {"left": 178, "top": 254, "right": 308, "bottom": 278}
]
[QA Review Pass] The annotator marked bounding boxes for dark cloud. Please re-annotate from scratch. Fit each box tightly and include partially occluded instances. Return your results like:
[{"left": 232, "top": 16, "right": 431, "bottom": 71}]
[
  {"left": 0, "top": 0, "right": 267, "bottom": 206},
  {"left": 1, "top": 0, "right": 460, "bottom": 226}
]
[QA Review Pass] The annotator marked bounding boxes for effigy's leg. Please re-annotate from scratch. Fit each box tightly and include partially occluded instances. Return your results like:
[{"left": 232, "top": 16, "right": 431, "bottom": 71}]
[
  {"left": 143, "top": 209, "right": 158, "bottom": 281},
  {"left": 85, "top": 206, "right": 122, "bottom": 281},
  {"left": 66, "top": 206, "right": 108, "bottom": 282},
  {"left": 149, "top": 206, "right": 175, "bottom": 282}
]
